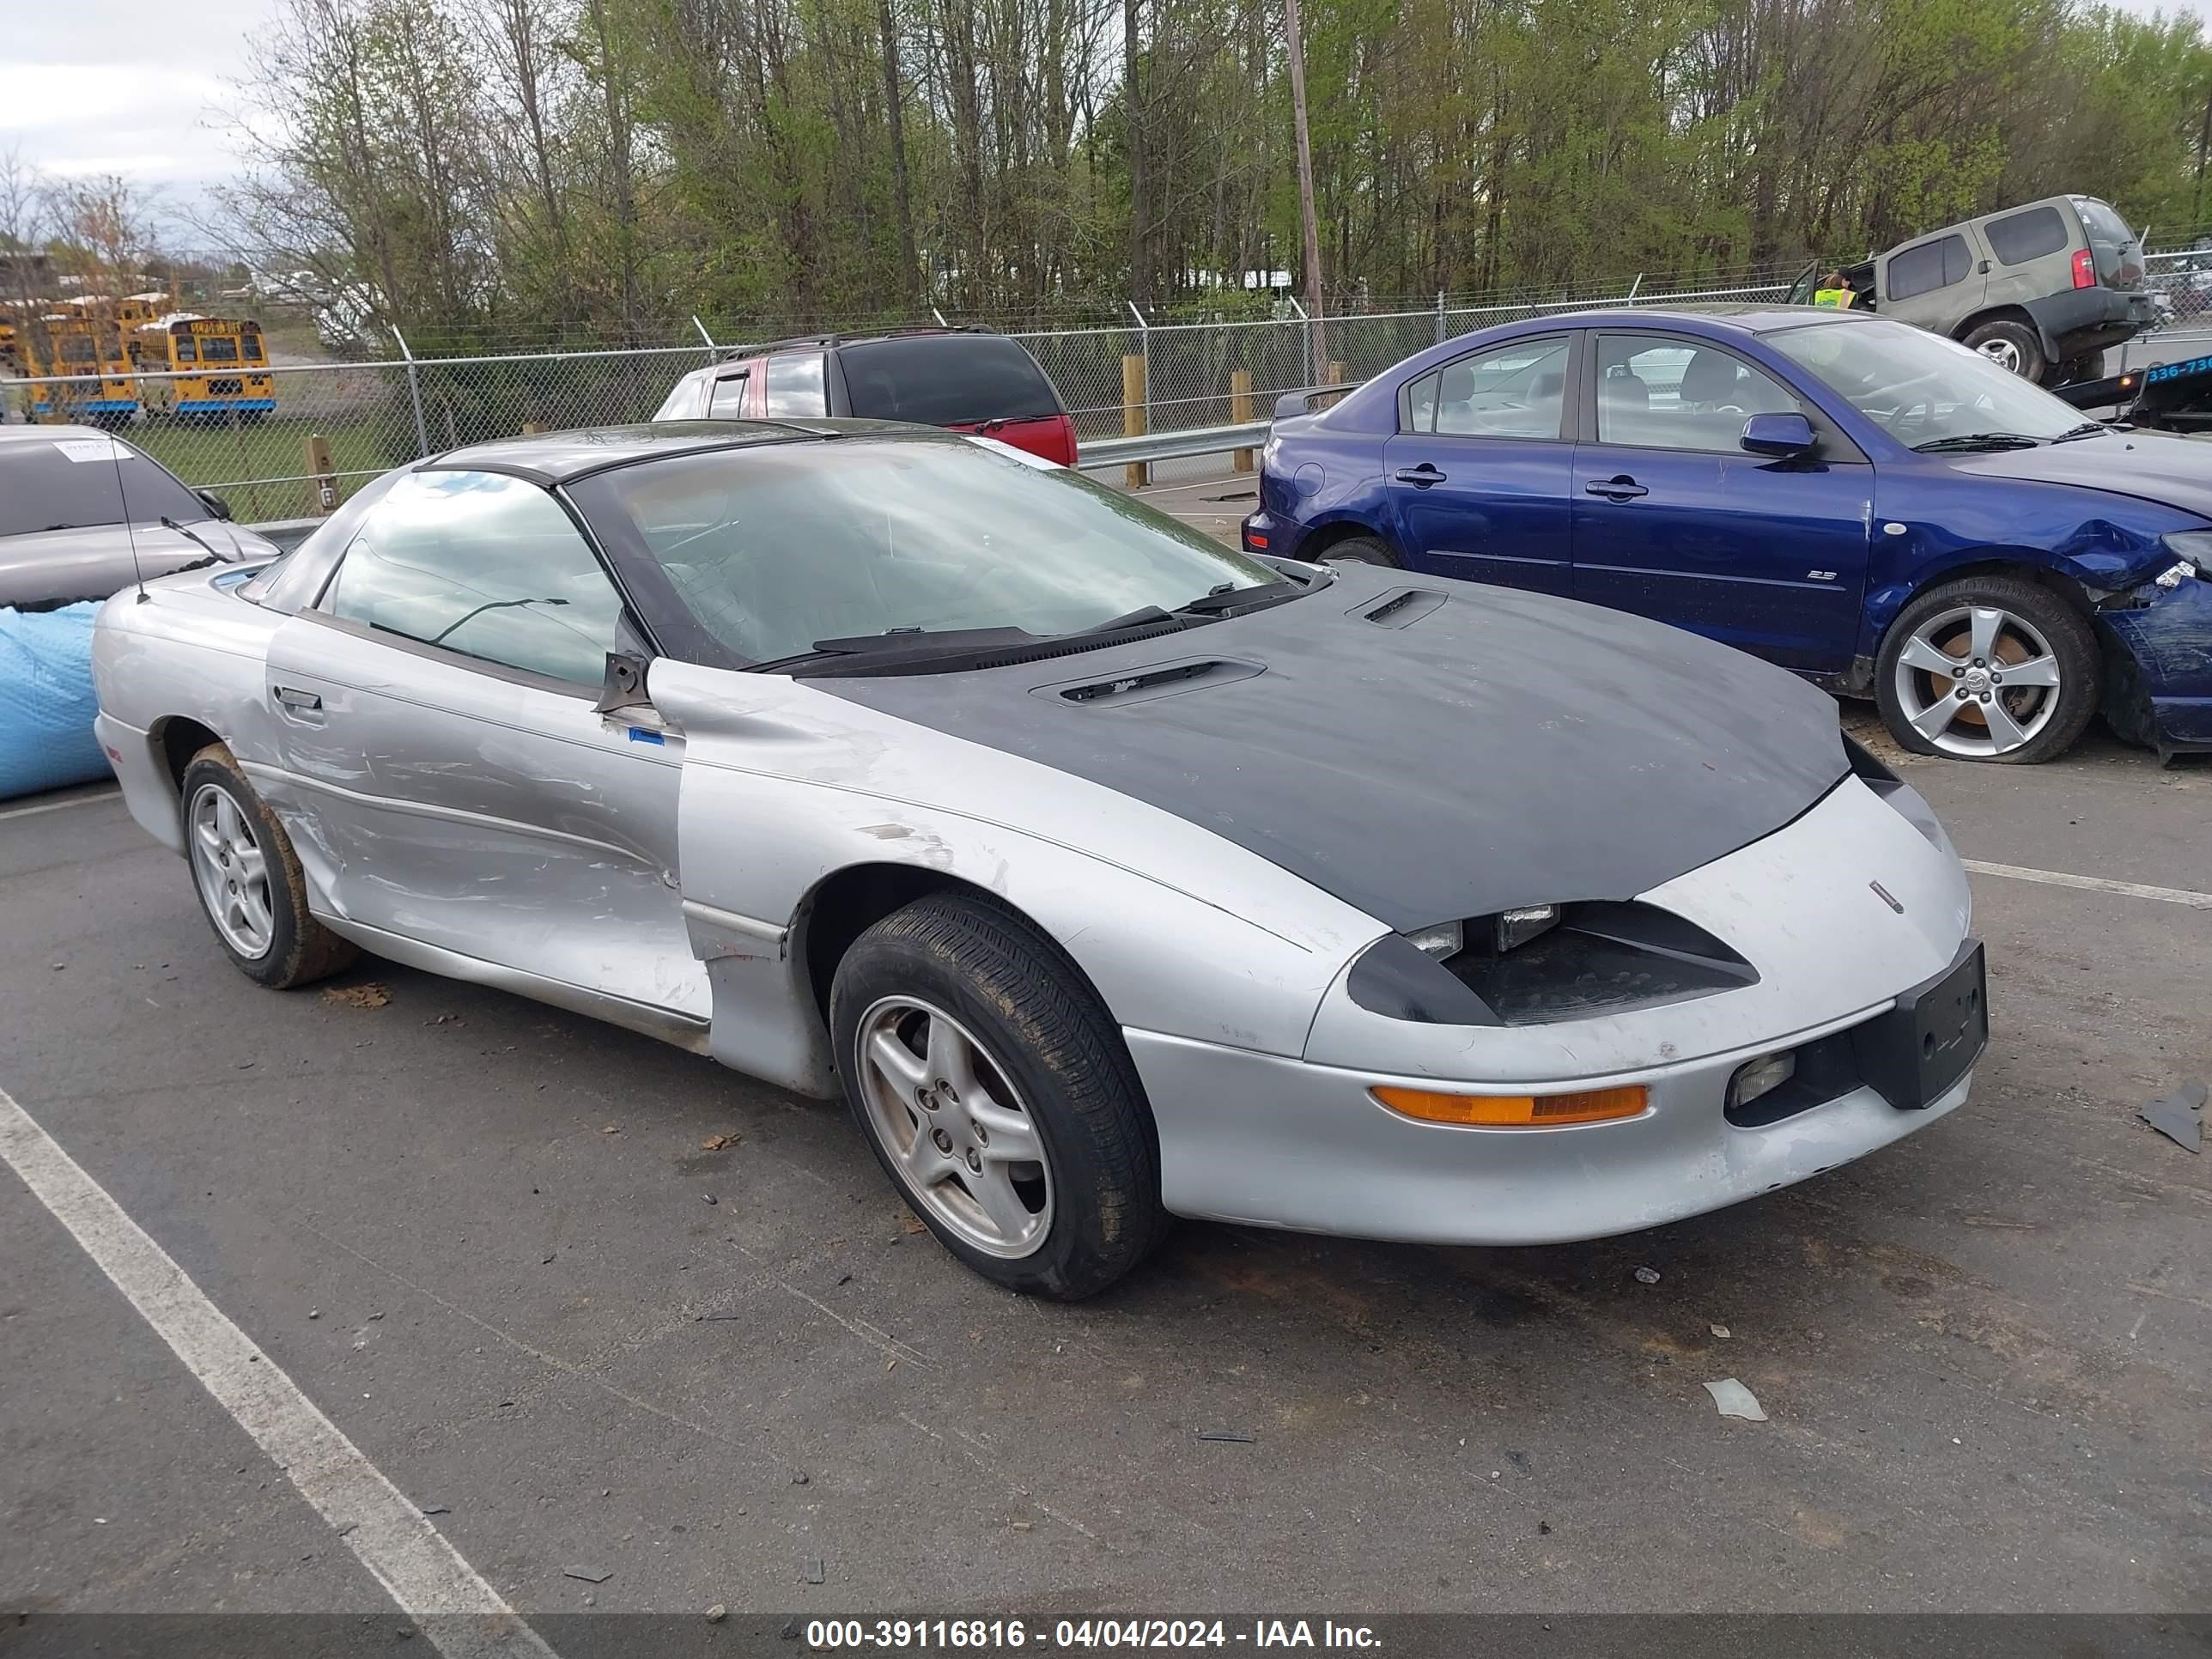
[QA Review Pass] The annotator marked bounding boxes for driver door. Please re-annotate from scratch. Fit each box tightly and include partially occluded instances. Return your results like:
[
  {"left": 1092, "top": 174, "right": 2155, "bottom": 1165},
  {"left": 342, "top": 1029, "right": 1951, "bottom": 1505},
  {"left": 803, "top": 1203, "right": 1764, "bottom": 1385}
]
[
  {"left": 1382, "top": 332, "right": 1577, "bottom": 595},
  {"left": 254, "top": 468, "right": 708, "bottom": 1031},
  {"left": 1570, "top": 331, "right": 1873, "bottom": 671}
]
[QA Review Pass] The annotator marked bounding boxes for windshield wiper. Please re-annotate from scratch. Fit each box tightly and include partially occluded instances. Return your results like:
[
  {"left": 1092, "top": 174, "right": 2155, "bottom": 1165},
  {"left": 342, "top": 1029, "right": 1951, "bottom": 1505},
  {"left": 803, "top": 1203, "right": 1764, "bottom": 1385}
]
[
  {"left": 1173, "top": 578, "right": 1300, "bottom": 618},
  {"left": 1911, "top": 433, "right": 2044, "bottom": 453},
  {"left": 753, "top": 626, "right": 1038, "bottom": 672},
  {"left": 2051, "top": 422, "right": 2112, "bottom": 442},
  {"left": 1080, "top": 604, "right": 1178, "bottom": 633}
]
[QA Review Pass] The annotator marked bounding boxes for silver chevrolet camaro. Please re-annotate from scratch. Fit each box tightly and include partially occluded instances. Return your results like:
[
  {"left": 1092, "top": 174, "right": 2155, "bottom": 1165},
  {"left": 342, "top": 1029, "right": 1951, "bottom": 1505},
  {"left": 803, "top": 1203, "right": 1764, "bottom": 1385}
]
[{"left": 92, "top": 421, "right": 1989, "bottom": 1297}]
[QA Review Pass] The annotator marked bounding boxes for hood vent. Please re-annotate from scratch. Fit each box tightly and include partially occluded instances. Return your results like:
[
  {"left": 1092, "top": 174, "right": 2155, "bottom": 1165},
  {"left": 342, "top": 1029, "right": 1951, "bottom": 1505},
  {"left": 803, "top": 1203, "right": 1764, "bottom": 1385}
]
[
  {"left": 1038, "top": 656, "right": 1265, "bottom": 708},
  {"left": 1358, "top": 587, "right": 1447, "bottom": 628}
]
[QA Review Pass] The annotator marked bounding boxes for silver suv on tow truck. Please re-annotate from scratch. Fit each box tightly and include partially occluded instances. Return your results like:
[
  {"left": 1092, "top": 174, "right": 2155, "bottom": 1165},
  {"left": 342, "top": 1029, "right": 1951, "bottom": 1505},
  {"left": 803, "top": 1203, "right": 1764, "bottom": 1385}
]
[{"left": 1790, "top": 195, "right": 2155, "bottom": 386}]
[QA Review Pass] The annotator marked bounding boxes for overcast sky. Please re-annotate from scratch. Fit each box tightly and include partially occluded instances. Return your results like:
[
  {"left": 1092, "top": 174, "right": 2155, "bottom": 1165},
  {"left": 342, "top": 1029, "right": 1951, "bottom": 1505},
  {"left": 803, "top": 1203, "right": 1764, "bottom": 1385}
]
[{"left": 5, "top": 0, "right": 2210, "bottom": 244}]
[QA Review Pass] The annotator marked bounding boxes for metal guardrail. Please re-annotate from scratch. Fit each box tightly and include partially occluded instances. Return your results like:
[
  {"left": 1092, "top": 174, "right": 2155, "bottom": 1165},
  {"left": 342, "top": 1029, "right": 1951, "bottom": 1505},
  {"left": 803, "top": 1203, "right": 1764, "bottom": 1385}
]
[
  {"left": 246, "top": 412, "right": 1315, "bottom": 546},
  {"left": 1078, "top": 419, "right": 1273, "bottom": 469}
]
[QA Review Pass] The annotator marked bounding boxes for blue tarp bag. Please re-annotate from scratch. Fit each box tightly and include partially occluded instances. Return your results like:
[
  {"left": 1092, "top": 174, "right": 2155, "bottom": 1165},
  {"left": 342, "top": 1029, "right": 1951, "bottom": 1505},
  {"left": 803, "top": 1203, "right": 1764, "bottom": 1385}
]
[{"left": 0, "top": 602, "right": 110, "bottom": 800}]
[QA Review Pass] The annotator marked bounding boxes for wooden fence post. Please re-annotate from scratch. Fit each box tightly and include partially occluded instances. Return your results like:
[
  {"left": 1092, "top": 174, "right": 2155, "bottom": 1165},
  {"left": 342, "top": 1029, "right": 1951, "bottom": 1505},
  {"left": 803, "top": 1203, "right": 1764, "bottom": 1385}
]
[
  {"left": 306, "top": 434, "right": 337, "bottom": 514},
  {"left": 1230, "top": 368, "right": 1255, "bottom": 472},
  {"left": 1122, "top": 353, "right": 1149, "bottom": 489}
]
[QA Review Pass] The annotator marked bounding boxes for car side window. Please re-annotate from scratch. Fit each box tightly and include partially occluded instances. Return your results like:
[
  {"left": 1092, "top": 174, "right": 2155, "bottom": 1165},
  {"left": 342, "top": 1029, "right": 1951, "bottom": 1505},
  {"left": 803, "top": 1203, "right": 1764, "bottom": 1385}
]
[
  {"left": 706, "top": 370, "right": 751, "bottom": 418},
  {"left": 1888, "top": 234, "right": 1971, "bottom": 301},
  {"left": 763, "top": 353, "right": 828, "bottom": 417},
  {"left": 1405, "top": 371, "right": 1439, "bottom": 433},
  {"left": 322, "top": 470, "right": 626, "bottom": 687},
  {"left": 1593, "top": 333, "right": 1800, "bottom": 454},
  {"left": 1421, "top": 336, "right": 1569, "bottom": 439},
  {"left": 1985, "top": 206, "right": 2068, "bottom": 265}
]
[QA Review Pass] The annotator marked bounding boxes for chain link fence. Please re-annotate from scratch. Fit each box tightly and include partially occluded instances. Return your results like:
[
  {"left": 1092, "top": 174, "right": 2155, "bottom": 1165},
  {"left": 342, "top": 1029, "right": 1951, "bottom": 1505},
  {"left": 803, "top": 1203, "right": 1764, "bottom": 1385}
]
[{"left": 5, "top": 248, "right": 2207, "bottom": 520}]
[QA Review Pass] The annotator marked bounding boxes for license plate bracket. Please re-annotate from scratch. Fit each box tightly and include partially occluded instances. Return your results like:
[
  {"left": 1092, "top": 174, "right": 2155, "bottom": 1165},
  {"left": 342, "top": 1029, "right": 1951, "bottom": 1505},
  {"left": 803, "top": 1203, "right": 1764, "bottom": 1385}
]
[{"left": 1851, "top": 939, "right": 1987, "bottom": 1111}]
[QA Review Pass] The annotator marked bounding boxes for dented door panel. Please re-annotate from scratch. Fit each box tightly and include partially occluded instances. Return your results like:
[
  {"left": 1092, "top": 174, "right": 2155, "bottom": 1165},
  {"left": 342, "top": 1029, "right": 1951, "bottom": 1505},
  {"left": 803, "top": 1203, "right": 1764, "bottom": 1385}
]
[{"left": 257, "top": 614, "right": 708, "bottom": 1021}]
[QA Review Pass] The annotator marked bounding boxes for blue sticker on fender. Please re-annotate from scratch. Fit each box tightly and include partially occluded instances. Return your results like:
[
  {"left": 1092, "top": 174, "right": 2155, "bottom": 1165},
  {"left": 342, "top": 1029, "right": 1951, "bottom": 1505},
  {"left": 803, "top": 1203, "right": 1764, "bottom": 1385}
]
[{"left": 628, "top": 726, "right": 665, "bottom": 745}]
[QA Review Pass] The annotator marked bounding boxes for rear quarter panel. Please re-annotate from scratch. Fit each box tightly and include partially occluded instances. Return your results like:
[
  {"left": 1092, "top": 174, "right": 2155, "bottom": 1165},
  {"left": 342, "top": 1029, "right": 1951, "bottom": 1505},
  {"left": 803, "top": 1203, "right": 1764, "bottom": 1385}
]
[
  {"left": 1261, "top": 424, "right": 1396, "bottom": 556},
  {"left": 94, "top": 574, "right": 284, "bottom": 855}
]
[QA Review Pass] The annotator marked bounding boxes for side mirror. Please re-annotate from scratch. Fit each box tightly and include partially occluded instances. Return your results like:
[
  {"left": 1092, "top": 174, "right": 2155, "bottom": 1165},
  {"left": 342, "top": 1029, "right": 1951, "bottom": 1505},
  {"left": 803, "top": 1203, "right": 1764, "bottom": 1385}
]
[
  {"left": 196, "top": 489, "right": 234, "bottom": 521},
  {"left": 1741, "top": 412, "right": 1816, "bottom": 459},
  {"left": 595, "top": 650, "right": 653, "bottom": 715}
]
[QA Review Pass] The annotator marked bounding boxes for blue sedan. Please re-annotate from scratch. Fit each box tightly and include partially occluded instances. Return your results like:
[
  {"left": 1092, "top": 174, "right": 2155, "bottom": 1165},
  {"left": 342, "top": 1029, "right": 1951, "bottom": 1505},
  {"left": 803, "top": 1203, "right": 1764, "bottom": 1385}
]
[{"left": 1243, "top": 308, "right": 2212, "bottom": 762}]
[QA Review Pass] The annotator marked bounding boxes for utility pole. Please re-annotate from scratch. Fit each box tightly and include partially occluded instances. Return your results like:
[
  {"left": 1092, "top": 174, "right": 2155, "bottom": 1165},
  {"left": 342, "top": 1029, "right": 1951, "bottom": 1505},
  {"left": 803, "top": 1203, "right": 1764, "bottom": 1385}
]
[{"left": 1284, "top": 0, "right": 1325, "bottom": 379}]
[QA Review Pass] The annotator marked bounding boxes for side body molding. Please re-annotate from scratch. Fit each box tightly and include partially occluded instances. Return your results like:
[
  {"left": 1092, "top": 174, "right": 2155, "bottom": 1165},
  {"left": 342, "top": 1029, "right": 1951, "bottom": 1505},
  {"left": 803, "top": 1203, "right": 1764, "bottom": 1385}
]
[{"left": 645, "top": 660, "right": 1383, "bottom": 1101}]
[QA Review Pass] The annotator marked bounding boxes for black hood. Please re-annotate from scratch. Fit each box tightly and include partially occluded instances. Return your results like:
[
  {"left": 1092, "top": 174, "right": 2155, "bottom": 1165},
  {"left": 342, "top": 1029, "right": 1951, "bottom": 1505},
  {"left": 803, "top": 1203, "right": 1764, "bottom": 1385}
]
[{"left": 819, "top": 569, "right": 1849, "bottom": 932}]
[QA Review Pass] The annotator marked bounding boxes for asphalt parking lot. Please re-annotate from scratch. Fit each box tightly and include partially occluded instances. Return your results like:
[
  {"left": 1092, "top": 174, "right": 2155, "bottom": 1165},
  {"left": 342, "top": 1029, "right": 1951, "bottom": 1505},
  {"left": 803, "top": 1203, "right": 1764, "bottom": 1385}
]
[{"left": 3, "top": 560, "right": 2209, "bottom": 1638}]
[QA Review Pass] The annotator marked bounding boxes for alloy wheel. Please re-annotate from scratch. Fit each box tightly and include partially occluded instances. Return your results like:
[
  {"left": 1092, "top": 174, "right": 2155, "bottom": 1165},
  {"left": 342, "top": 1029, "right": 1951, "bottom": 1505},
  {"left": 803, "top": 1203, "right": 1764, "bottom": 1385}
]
[
  {"left": 854, "top": 995, "right": 1054, "bottom": 1258},
  {"left": 1975, "top": 338, "right": 2022, "bottom": 374},
  {"left": 1890, "top": 603, "right": 2063, "bottom": 758},
  {"left": 188, "top": 782, "right": 276, "bottom": 958}
]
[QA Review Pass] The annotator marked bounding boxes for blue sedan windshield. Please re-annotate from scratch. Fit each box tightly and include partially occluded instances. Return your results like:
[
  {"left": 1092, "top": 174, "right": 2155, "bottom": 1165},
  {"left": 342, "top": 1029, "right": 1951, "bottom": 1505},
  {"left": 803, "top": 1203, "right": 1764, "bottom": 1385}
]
[{"left": 1770, "top": 319, "right": 2087, "bottom": 445}]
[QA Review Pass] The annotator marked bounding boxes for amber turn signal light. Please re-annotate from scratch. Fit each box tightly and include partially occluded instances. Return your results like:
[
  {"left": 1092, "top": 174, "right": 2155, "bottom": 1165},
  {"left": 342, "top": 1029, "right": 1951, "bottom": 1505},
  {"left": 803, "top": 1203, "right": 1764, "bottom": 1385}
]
[{"left": 1371, "top": 1084, "right": 1649, "bottom": 1127}]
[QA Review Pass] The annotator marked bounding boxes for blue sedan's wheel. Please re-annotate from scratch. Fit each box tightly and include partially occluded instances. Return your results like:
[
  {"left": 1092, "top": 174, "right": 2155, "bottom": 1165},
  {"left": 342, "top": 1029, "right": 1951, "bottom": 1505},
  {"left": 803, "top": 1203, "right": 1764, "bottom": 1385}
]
[{"left": 1875, "top": 576, "right": 2097, "bottom": 763}]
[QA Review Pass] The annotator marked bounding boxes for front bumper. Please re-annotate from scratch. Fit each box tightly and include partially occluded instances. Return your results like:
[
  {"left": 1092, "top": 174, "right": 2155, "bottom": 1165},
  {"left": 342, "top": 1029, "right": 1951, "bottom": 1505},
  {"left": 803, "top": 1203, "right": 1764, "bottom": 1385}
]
[
  {"left": 2101, "top": 573, "right": 2212, "bottom": 755},
  {"left": 1129, "top": 1023, "right": 1973, "bottom": 1245},
  {"left": 1131, "top": 771, "right": 1981, "bottom": 1245}
]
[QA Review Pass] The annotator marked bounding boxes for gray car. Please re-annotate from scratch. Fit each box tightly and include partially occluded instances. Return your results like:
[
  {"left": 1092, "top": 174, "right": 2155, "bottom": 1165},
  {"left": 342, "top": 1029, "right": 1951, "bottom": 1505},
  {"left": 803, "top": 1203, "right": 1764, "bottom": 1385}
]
[
  {"left": 91, "top": 422, "right": 1986, "bottom": 1298},
  {"left": 1791, "top": 195, "right": 2154, "bottom": 385},
  {"left": 0, "top": 425, "right": 275, "bottom": 610}
]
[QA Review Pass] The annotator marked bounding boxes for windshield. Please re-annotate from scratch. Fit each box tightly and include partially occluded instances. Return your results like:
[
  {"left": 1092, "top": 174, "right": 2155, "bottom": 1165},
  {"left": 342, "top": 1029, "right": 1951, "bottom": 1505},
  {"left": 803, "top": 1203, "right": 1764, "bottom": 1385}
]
[
  {"left": 1769, "top": 319, "right": 2087, "bottom": 446},
  {"left": 0, "top": 435, "right": 207, "bottom": 538},
  {"left": 581, "top": 436, "right": 1278, "bottom": 665}
]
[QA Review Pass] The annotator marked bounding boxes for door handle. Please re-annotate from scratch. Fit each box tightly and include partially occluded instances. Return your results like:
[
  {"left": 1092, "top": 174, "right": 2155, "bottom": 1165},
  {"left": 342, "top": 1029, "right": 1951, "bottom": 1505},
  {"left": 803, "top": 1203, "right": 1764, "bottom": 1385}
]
[
  {"left": 1395, "top": 464, "right": 1445, "bottom": 487},
  {"left": 272, "top": 684, "right": 323, "bottom": 712},
  {"left": 1583, "top": 477, "right": 1648, "bottom": 501}
]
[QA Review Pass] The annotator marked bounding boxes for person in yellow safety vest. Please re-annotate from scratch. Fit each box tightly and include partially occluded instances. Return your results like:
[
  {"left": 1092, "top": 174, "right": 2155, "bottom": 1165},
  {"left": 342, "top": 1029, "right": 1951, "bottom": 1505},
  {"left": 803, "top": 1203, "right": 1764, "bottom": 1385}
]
[{"left": 1812, "top": 270, "right": 1858, "bottom": 309}]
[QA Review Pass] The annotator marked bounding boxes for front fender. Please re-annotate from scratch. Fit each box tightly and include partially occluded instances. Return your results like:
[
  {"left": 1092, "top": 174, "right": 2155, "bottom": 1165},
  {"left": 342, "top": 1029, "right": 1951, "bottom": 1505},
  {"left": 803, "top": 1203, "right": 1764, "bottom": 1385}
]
[
  {"left": 1856, "top": 477, "right": 2191, "bottom": 659},
  {"left": 647, "top": 660, "right": 1382, "bottom": 1098}
]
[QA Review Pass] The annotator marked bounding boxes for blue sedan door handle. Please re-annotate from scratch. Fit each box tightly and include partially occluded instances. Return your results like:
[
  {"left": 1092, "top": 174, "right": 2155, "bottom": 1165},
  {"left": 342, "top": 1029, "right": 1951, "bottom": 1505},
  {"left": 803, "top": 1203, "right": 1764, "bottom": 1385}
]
[
  {"left": 1395, "top": 463, "right": 1445, "bottom": 487},
  {"left": 1583, "top": 476, "right": 1648, "bottom": 501}
]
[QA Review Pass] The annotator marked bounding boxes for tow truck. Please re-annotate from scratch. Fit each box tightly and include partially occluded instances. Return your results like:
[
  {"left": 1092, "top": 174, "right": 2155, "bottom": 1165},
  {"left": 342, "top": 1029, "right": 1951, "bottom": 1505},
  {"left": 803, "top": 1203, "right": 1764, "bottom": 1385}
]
[{"left": 2055, "top": 346, "right": 2212, "bottom": 432}]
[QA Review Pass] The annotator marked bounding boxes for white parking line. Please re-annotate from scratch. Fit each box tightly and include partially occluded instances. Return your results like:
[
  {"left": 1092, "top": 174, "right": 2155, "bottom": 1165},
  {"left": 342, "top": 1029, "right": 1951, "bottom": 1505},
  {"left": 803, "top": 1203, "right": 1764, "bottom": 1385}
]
[
  {"left": 1962, "top": 859, "right": 2212, "bottom": 909},
  {"left": 0, "top": 1085, "right": 556, "bottom": 1658},
  {"left": 0, "top": 787, "right": 120, "bottom": 823}
]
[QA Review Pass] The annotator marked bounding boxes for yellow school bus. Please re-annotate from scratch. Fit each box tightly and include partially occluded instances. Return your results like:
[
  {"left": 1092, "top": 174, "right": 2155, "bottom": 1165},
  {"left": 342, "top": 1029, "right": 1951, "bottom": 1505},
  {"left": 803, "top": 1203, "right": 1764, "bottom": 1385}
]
[
  {"left": 137, "top": 314, "right": 276, "bottom": 422},
  {"left": 22, "top": 313, "right": 140, "bottom": 426}
]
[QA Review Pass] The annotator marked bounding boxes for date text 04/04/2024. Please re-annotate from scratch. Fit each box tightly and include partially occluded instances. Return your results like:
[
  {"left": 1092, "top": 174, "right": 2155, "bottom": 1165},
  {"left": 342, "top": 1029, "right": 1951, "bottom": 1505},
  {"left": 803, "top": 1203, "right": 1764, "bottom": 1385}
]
[{"left": 803, "top": 1620, "right": 1383, "bottom": 1649}]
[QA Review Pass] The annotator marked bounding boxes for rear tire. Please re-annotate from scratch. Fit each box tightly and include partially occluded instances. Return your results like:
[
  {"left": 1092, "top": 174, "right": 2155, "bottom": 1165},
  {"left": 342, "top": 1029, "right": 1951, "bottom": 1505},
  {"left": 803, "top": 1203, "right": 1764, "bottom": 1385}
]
[
  {"left": 2051, "top": 353, "right": 2103, "bottom": 387},
  {"left": 830, "top": 892, "right": 1167, "bottom": 1300},
  {"left": 179, "top": 744, "right": 358, "bottom": 988},
  {"left": 1961, "top": 319, "right": 2045, "bottom": 382},
  {"left": 1317, "top": 534, "right": 1398, "bottom": 568},
  {"left": 1874, "top": 575, "right": 2097, "bottom": 764}
]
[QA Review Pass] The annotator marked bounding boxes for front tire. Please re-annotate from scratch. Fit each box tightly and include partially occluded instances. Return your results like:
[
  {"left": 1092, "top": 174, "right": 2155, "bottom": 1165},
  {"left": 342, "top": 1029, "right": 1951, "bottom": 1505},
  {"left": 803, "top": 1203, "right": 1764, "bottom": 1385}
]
[
  {"left": 180, "top": 744, "right": 357, "bottom": 987},
  {"left": 1874, "top": 576, "right": 2098, "bottom": 763},
  {"left": 830, "top": 892, "right": 1167, "bottom": 1299},
  {"left": 1961, "top": 319, "right": 2045, "bottom": 382}
]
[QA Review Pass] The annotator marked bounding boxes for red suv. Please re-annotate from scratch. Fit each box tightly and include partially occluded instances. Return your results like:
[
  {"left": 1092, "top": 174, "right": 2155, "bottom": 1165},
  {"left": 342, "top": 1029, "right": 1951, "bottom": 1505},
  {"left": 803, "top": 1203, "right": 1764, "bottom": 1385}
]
[{"left": 653, "top": 328, "right": 1079, "bottom": 465}]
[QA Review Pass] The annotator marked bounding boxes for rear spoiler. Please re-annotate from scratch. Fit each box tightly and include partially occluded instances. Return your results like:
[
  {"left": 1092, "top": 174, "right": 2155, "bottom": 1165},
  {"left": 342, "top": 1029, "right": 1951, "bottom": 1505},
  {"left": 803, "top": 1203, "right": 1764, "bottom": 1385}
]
[{"left": 1273, "top": 382, "right": 1358, "bottom": 419}]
